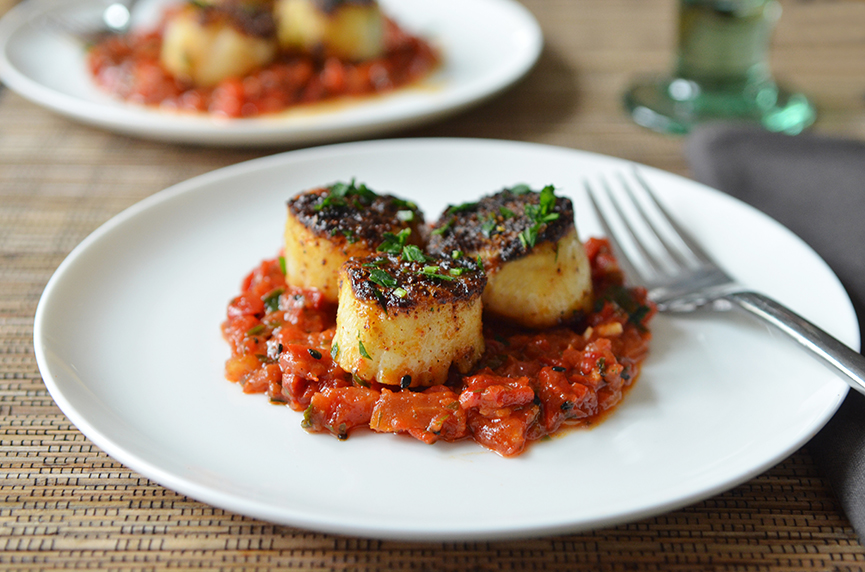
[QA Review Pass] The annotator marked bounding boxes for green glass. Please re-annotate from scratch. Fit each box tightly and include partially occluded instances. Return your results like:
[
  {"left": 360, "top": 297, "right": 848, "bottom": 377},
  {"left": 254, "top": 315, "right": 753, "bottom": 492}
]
[{"left": 624, "top": 0, "right": 815, "bottom": 134}]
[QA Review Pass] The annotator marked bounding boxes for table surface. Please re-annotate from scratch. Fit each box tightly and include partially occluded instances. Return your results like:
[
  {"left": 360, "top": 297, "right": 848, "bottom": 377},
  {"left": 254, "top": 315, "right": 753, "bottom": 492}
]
[{"left": 3, "top": 0, "right": 865, "bottom": 569}]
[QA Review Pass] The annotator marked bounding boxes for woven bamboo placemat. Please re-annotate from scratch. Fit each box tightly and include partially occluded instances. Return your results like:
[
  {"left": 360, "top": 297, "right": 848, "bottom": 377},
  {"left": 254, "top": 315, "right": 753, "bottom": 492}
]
[{"left": 2, "top": 0, "right": 865, "bottom": 568}]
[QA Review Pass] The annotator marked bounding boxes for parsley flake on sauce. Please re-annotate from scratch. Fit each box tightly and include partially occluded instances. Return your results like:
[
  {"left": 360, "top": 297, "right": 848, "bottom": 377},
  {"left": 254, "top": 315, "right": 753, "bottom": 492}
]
[{"left": 262, "top": 288, "right": 284, "bottom": 313}]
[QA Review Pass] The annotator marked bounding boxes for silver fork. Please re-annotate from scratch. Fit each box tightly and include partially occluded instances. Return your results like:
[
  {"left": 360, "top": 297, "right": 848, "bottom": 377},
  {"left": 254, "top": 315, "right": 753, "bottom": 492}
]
[
  {"left": 39, "top": 0, "right": 140, "bottom": 44},
  {"left": 586, "top": 167, "right": 865, "bottom": 396}
]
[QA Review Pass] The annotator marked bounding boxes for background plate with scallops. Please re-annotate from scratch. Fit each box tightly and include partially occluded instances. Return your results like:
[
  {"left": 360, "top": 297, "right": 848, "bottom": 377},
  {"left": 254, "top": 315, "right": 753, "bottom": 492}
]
[{"left": 0, "top": 0, "right": 542, "bottom": 145}]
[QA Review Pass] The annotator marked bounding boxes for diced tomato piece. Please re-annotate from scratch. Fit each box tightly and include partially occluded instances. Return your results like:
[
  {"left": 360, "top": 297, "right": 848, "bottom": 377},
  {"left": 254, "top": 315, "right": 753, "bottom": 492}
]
[
  {"left": 278, "top": 344, "right": 331, "bottom": 382},
  {"left": 370, "top": 387, "right": 467, "bottom": 443},
  {"left": 458, "top": 373, "right": 535, "bottom": 418},
  {"left": 320, "top": 57, "right": 346, "bottom": 94},
  {"left": 227, "top": 293, "right": 265, "bottom": 319},
  {"left": 224, "top": 354, "right": 261, "bottom": 384},
  {"left": 242, "top": 363, "right": 282, "bottom": 394},
  {"left": 302, "top": 386, "right": 379, "bottom": 439},
  {"left": 533, "top": 367, "right": 580, "bottom": 433},
  {"left": 278, "top": 343, "right": 349, "bottom": 410},
  {"left": 210, "top": 79, "right": 245, "bottom": 117},
  {"left": 467, "top": 406, "right": 539, "bottom": 457}
]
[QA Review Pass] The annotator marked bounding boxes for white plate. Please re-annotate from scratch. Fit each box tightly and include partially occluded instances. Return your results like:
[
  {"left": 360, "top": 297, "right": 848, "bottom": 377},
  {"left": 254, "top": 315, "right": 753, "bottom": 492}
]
[
  {"left": 0, "top": 0, "right": 541, "bottom": 146},
  {"left": 34, "top": 139, "right": 858, "bottom": 541}
]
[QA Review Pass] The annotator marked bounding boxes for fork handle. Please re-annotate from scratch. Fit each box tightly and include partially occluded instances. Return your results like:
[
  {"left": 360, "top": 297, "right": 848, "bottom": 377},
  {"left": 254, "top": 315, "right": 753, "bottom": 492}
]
[{"left": 727, "top": 291, "right": 865, "bottom": 396}]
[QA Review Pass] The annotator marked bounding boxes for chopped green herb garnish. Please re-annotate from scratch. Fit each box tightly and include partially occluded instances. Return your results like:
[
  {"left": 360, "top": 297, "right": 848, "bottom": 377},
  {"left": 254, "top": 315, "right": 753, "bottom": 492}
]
[
  {"left": 418, "top": 265, "right": 455, "bottom": 281},
  {"left": 448, "top": 201, "right": 479, "bottom": 214},
  {"left": 519, "top": 184, "right": 560, "bottom": 250},
  {"left": 394, "top": 287, "right": 408, "bottom": 298},
  {"left": 262, "top": 288, "right": 284, "bottom": 313},
  {"left": 401, "top": 244, "right": 427, "bottom": 263},
  {"left": 301, "top": 404, "right": 313, "bottom": 429},
  {"left": 451, "top": 250, "right": 463, "bottom": 259},
  {"left": 314, "top": 178, "right": 377, "bottom": 211},
  {"left": 369, "top": 268, "right": 398, "bottom": 289},
  {"left": 331, "top": 342, "right": 339, "bottom": 359},
  {"left": 449, "top": 268, "right": 466, "bottom": 276},
  {"left": 499, "top": 207, "right": 516, "bottom": 219},
  {"left": 595, "top": 284, "right": 651, "bottom": 331},
  {"left": 362, "top": 257, "right": 388, "bottom": 268},
  {"left": 278, "top": 256, "right": 287, "bottom": 275},
  {"left": 481, "top": 217, "right": 497, "bottom": 238},
  {"left": 539, "top": 184, "right": 556, "bottom": 212},
  {"left": 371, "top": 287, "right": 387, "bottom": 311},
  {"left": 377, "top": 228, "right": 411, "bottom": 254},
  {"left": 508, "top": 183, "right": 532, "bottom": 195},
  {"left": 353, "top": 373, "right": 370, "bottom": 388},
  {"left": 518, "top": 225, "right": 539, "bottom": 249},
  {"left": 396, "top": 210, "right": 414, "bottom": 222},
  {"left": 629, "top": 305, "right": 651, "bottom": 326},
  {"left": 358, "top": 340, "right": 371, "bottom": 359},
  {"left": 431, "top": 219, "right": 452, "bottom": 236},
  {"left": 246, "top": 324, "right": 266, "bottom": 336}
]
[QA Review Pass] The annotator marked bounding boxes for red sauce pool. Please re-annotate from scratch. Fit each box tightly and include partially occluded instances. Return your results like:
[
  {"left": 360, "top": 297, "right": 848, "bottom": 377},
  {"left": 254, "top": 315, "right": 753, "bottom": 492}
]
[
  {"left": 87, "top": 18, "right": 439, "bottom": 118},
  {"left": 221, "top": 238, "right": 655, "bottom": 457}
]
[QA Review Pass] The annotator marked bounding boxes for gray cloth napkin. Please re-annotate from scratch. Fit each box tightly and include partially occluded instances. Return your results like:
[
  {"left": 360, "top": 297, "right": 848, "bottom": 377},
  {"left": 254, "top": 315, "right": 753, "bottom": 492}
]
[{"left": 684, "top": 123, "right": 865, "bottom": 542}]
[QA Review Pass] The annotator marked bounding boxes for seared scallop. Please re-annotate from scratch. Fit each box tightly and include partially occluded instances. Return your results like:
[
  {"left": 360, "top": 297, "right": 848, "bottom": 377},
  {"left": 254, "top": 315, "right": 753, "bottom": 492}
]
[
  {"left": 332, "top": 250, "right": 486, "bottom": 387},
  {"left": 284, "top": 181, "right": 425, "bottom": 304},
  {"left": 428, "top": 185, "right": 593, "bottom": 329},
  {"left": 274, "top": 0, "right": 385, "bottom": 60},
  {"left": 160, "top": 1, "right": 277, "bottom": 87}
]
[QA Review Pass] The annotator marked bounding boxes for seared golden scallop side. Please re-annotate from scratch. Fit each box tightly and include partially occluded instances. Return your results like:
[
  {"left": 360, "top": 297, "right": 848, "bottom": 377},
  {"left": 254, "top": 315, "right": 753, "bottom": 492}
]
[
  {"left": 332, "top": 251, "right": 486, "bottom": 387},
  {"left": 428, "top": 185, "right": 593, "bottom": 329},
  {"left": 284, "top": 181, "right": 424, "bottom": 304},
  {"left": 160, "top": 2, "right": 277, "bottom": 87},
  {"left": 274, "top": 0, "right": 385, "bottom": 61}
]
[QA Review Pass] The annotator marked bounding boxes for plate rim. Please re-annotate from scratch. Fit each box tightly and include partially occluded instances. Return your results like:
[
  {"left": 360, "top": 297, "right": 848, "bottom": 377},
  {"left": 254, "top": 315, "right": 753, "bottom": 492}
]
[{"left": 32, "top": 137, "right": 857, "bottom": 541}]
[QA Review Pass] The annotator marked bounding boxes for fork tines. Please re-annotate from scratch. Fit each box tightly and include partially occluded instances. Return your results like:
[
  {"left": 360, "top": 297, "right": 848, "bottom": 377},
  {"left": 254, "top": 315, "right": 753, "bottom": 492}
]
[{"left": 585, "top": 166, "right": 714, "bottom": 287}]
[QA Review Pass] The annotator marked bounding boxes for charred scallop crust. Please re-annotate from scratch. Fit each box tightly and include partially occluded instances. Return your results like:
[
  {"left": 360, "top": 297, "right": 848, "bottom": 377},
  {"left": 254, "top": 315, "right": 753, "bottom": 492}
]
[
  {"left": 287, "top": 183, "right": 424, "bottom": 248},
  {"left": 313, "top": 0, "right": 377, "bottom": 13},
  {"left": 428, "top": 186, "right": 574, "bottom": 267},
  {"left": 343, "top": 253, "right": 486, "bottom": 312},
  {"left": 196, "top": 2, "right": 277, "bottom": 38}
]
